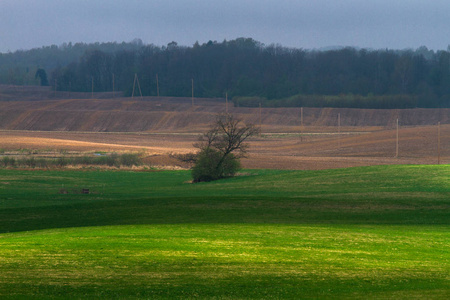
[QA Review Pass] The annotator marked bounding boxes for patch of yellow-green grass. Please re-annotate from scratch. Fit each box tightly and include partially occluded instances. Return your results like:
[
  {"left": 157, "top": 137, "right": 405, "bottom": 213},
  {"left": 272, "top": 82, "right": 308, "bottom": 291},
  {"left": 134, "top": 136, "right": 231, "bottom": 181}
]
[
  {"left": 0, "top": 224, "right": 449, "bottom": 299},
  {"left": 0, "top": 165, "right": 449, "bottom": 298}
]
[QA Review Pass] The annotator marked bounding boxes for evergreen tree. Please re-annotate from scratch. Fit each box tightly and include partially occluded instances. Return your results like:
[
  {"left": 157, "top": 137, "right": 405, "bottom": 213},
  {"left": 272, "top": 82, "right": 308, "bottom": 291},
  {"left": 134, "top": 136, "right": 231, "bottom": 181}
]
[{"left": 35, "top": 68, "right": 49, "bottom": 86}]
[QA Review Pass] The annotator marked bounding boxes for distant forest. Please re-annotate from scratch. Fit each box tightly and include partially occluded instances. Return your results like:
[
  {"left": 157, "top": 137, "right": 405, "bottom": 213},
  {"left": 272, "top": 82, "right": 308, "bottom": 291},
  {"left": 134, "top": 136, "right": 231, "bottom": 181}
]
[{"left": 1, "top": 38, "right": 450, "bottom": 108}]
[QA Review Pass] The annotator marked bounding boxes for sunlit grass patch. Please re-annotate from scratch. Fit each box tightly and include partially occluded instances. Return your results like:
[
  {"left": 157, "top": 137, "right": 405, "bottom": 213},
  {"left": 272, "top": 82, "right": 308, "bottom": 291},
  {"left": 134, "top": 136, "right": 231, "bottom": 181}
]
[
  {"left": 0, "top": 165, "right": 449, "bottom": 298},
  {"left": 0, "top": 224, "right": 448, "bottom": 298}
]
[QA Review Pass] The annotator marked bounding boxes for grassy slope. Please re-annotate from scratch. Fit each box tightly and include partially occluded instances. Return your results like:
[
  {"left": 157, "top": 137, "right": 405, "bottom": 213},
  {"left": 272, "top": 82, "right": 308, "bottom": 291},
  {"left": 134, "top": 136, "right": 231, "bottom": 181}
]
[{"left": 0, "top": 165, "right": 449, "bottom": 299}]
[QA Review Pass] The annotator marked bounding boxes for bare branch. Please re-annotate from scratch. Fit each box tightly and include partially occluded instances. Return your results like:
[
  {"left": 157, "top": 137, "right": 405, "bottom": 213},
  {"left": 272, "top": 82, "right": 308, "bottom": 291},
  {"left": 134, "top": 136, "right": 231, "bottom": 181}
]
[
  {"left": 208, "top": 113, "right": 259, "bottom": 157},
  {"left": 192, "top": 113, "right": 259, "bottom": 182}
]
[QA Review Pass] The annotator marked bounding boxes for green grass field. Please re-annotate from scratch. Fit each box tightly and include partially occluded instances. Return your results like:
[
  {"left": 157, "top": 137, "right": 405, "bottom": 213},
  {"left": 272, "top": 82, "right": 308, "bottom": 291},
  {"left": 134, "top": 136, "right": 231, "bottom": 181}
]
[{"left": 0, "top": 165, "right": 449, "bottom": 299}]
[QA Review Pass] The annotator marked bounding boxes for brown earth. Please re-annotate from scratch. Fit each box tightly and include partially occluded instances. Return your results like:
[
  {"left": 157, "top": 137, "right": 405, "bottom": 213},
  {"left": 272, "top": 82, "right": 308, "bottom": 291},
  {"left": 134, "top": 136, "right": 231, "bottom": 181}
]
[
  {"left": 0, "top": 84, "right": 121, "bottom": 101},
  {"left": 0, "top": 125, "right": 448, "bottom": 170},
  {"left": 0, "top": 86, "right": 448, "bottom": 170},
  {"left": 0, "top": 92, "right": 449, "bottom": 132}
]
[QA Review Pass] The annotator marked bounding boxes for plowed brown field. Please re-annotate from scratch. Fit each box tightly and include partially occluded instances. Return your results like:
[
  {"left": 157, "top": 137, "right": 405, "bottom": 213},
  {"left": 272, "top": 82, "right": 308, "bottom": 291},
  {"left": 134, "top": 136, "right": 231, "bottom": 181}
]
[{"left": 0, "top": 93, "right": 448, "bottom": 169}]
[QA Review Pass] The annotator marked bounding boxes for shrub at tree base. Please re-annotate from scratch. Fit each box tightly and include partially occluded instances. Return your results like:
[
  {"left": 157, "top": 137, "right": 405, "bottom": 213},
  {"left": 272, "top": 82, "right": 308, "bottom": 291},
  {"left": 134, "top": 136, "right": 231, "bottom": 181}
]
[
  {"left": 192, "top": 148, "right": 240, "bottom": 183},
  {"left": 191, "top": 114, "right": 258, "bottom": 183}
]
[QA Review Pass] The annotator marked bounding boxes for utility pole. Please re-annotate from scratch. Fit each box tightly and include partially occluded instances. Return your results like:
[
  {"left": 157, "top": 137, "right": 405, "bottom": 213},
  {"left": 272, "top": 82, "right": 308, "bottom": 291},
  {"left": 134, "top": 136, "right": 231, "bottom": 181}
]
[
  {"left": 395, "top": 118, "right": 399, "bottom": 158},
  {"left": 191, "top": 78, "right": 194, "bottom": 107},
  {"left": 300, "top": 107, "right": 304, "bottom": 135},
  {"left": 259, "top": 102, "right": 262, "bottom": 136},
  {"left": 137, "top": 75, "right": 143, "bottom": 100},
  {"left": 156, "top": 74, "right": 159, "bottom": 97},
  {"left": 132, "top": 74, "right": 136, "bottom": 98},
  {"left": 438, "top": 122, "right": 441, "bottom": 165},
  {"left": 132, "top": 73, "right": 143, "bottom": 100},
  {"left": 338, "top": 113, "right": 341, "bottom": 148},
  {"left": 91, "top": 77, "right": 94, "bottom": 99},
  {"left": 112, "top": 73, "right": 115, "bottom": 98},
  {"left": 226, "top": 92, "right": 228, "bottom": 113}
]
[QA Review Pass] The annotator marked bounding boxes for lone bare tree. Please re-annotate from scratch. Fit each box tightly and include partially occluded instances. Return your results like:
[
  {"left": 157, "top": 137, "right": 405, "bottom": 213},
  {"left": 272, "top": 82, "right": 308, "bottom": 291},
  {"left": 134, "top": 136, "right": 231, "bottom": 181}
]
[{"left": 192, "top": 114, "right": 259, "bottom": 182}]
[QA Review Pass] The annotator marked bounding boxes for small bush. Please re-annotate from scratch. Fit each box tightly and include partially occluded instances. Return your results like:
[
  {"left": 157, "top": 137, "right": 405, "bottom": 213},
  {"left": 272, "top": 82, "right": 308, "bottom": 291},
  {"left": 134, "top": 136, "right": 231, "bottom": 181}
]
[
  {"left": 79, "top": 156, "right": 96, "bottom": 165},
  {"left": 192, "top": 148, "right": 240, "bottom": 183},
  {"left": 56, "top": 157, "right": 69, "bottom": 167},
  {"left": 172, "top": 153, "right": 197, "bottom": 163},
  {"left": 22, "top": 157, "right": 36, "bottom": 168},
  {"left": 1, "top": 156, "right": 16, "bottom": 167},
  {"left": 104, "top": 153, "right": 119, "bottom": 167},
  {"left": 34, "top": 158, "right": 49, "bottom": 168},
  {"left": 120, "top": 153, "right": 141, "bottom": 167},
  {"left": 0, "top": 152, "right": 143, "bottom": 169}
]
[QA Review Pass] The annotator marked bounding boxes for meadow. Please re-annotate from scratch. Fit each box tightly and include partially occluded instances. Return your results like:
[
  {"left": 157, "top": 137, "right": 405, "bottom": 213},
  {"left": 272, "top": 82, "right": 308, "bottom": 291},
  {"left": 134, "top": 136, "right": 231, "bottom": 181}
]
[{"left": 0, "top": 165, "right": 449, "bottom": 299}]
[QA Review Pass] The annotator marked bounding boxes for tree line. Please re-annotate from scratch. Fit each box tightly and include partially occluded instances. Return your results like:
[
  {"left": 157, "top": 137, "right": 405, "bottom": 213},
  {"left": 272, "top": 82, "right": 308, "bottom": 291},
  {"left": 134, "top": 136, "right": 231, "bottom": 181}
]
[
  {"left": 2, "top": 38, "right": 450, "bottom": 108},
  {"left": 0, "top": 39, "right": 144, "bottom": 87}
]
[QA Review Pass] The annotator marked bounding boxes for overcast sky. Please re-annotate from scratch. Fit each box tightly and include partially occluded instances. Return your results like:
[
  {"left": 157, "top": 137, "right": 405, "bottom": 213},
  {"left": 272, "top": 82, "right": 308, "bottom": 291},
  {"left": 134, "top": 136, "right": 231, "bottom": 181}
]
[{"left": 1, "top": 0, "right": 450, "bottom": 53}]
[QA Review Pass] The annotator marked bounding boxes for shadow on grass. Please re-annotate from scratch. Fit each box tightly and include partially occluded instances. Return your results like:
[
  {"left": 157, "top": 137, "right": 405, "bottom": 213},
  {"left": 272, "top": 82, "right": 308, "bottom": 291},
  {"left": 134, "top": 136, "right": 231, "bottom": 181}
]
[{"left": 1, "top": 196, "right": 449, "bottom": 233}]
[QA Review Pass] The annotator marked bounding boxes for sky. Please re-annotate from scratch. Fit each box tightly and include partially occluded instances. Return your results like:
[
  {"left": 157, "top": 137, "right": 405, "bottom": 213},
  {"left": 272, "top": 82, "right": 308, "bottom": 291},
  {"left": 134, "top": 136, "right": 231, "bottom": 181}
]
[{"left": 1, "top": 0, "right": 450, "bottom": 53}]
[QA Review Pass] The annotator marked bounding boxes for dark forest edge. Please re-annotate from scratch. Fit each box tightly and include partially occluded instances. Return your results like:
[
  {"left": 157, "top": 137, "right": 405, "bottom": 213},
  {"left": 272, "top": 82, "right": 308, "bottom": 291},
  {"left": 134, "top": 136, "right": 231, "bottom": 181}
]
[{"left": 1, "top": 38, "right": 450, "bottom": 108}]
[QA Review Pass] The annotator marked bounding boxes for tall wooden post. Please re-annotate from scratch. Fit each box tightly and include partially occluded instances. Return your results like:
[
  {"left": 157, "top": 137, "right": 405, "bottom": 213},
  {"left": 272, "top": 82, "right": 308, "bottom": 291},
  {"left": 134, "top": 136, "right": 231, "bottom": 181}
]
[
  {"left": 191, "top": 78, "right": 194, "bottom": 107},
  {"left": 300, "top": 107, "right": 304, "bottom": 134},
  {"left": 132, "top": 74, "right": 136, "bottom": 98},
  {"left": 395, "top": 118, "right": 399, "bottom": 158},
  {"left": 438, "top": 122, "right": 441, "bottom": 165},
  {"left": 136, "top": 74, "right": 143, "bottom": 100},
  {"left": 338, "top": 113, "right": 341, "bottom": 148},
  {"left": 91, "top": 77, "right": 94, "bottom": 99},
  {"left": 226, "top": 92, "right": 228, "bottom": 113},
  {"left": 259, "top": 102, "right": 262, "bottom": 136},
  {"left": 131, "top": 73, "right": 143, "bottom": 99},
  {"left": 156, "top": 74, "right": 159, "bottom": 97},
  {"left": 112, "top": 73, "right": 115, "bottom": 98}
]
